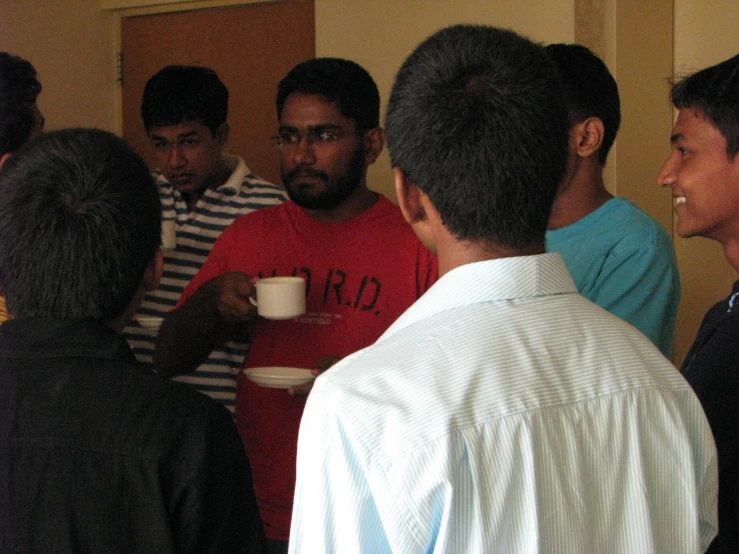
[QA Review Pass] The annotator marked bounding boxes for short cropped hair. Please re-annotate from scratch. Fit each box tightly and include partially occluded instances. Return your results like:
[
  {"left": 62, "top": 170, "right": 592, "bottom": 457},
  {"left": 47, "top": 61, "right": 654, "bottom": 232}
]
[
  {"left": 141, "top": 65, "right": 228, "bottom": 135},
  {"left": 0, "top": 52, "right": 42, "bottom": 155},
  {"left": 545, "top": 43, "right": 621, "bottom": 165},
  {"left": 0, "top": 128, "right": 161, "bottom": 320},
  {"left": 276, "top": 58, "right": 380, "bottom": 131},
  {"left": 386, "top": 25, "right": 569, "bottom": 248},
  {"left": 670, "top": 54, "right": 739, "bottom": 158}
]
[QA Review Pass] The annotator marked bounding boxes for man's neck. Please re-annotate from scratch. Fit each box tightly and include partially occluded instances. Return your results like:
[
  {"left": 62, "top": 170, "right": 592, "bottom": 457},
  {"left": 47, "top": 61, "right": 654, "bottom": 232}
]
[
  {"left": 548, "top": 161, "right": 613, "bottom": 230},
  {"left": 301, "top": 184, "right": 378, "bottom": 224},
  {"left": 721, "top": 238, "right": 739, "bottom": 274},
  {"left": 436, "top": 236, "right": 545, "bottom": 277},
  {"left": 182, "top": 158, "right": 232, "bottom": 212}
]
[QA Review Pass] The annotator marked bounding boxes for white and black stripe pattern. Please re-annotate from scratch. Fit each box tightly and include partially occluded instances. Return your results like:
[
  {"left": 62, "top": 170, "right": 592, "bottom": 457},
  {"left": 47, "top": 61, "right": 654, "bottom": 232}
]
[{"left": 124, "top": 154, "right": 287, "bottom": 413}]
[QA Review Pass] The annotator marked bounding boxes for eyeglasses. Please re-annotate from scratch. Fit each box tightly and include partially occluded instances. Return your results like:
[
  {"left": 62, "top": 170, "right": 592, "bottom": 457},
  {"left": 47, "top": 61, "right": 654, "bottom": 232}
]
[{"left": 271, "top": 128, "right": 366, "bottom": 150}]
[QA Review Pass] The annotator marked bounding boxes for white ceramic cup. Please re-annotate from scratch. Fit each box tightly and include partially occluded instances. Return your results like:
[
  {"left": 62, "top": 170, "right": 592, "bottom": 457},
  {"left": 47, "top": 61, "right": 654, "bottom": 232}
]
[
  {"left": 161, "top": 219, "right": 177, "bottom": 250},
  {"left": 249, "top": 276, "right": 306, "bottom": 320}
]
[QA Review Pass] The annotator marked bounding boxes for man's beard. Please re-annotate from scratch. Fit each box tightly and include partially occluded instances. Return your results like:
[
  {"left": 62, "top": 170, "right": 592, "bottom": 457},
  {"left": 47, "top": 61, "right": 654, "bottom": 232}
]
[{"left": 281, "top": 145, "right": 365, "bottom": 210}]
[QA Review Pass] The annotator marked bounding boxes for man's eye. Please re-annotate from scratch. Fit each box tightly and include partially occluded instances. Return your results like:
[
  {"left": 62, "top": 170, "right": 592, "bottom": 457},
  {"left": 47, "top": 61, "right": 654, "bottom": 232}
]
[
  {"left": 153, "top": 142, "right": 169, "bottom": 151},
  {"left": 182, "top": 139, "right": 199, "bottom": 146},
  {"left": 316, "top": 131, "right": 339, "bottom": 142},
  {"left": 280, "top": 132, "right": 300, "bottom": 144},
  {"left": 677, "top": 146, "right": 688, "bottom": 156}
]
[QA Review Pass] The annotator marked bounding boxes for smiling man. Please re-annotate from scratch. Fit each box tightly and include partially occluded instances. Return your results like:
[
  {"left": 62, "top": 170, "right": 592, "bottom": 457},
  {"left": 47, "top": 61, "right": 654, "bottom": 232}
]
[
  {"left": 658, "top": 53, "right": 739, "bottom": 554},
  {"left": 155, "top": 58, "right": 438, "bottom": 553},
  {"left": 123, "top": 65, "right": 287, "bottom": 414}
]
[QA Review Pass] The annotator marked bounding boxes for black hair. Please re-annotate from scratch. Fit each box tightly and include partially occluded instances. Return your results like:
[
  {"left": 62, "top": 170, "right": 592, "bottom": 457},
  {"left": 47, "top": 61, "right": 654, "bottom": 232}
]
[
  {"left": 545, "top": 43, "right": 621, "bottom": 165},
  {"left": 276, "top": 58, "right": 380, "bottom": 130},
  {"left": 0, "top": 52, "right": 42, "bottom": 155},
  {"left": 386, "top": 25, "right": 569, "bottom": 248},
  {"left": 141, "top": 65, "right": 228, "bottom": 135},
  {"left": 0, "top": 128, "right": 161, "bottom": 320},
  {"left": 670, "top": 54, "right": 739, "bottom": 157}
]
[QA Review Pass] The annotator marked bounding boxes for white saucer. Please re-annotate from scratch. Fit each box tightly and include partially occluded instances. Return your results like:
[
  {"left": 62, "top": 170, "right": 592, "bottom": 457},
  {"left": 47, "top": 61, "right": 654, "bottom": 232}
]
[
  {"left": 135, "top": 315, "right": 164, "bottom": 329},
  {"left": 243, "top": 366, "right": 315, "bottom": 388}
]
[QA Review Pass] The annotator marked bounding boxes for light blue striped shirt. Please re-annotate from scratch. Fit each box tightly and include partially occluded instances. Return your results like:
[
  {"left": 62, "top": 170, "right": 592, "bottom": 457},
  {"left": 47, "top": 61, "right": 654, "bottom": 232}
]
[
  {"left": 290, "top": 253, "right": 718, "bottom": 553},
  {"left": 123, "top": 154, "right": 287, "bottom": 413}
]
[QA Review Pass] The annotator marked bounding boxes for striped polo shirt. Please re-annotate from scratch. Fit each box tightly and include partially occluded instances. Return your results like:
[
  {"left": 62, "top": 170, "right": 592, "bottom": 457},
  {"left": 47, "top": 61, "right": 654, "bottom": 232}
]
[{"left": 123, "top": 154, "right": 287, "bottom": 413}]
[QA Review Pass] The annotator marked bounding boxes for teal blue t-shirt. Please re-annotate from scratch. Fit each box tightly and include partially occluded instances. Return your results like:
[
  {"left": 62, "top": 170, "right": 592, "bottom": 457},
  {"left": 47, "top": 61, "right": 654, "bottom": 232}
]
[{"left": 546, "top": 197, "right": 680, "bottom": 357}]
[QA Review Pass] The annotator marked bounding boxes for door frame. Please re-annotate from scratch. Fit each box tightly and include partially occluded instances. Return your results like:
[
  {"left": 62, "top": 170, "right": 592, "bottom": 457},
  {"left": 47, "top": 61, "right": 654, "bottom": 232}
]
[{"left": 101, "top": 0, "right": 289, "bottom": 134}]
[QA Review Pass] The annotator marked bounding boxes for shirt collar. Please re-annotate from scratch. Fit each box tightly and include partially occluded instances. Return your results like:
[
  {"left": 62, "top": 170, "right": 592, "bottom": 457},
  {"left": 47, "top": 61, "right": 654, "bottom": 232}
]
[
  {"left": 379, "top": 252, "right": 576, "bottom": 341},
  {"left": 155, "top": 153, "right": 249, "bottom": 196},
  {"left": 0, "top": 318, "right": 137, "bottom": 363}
]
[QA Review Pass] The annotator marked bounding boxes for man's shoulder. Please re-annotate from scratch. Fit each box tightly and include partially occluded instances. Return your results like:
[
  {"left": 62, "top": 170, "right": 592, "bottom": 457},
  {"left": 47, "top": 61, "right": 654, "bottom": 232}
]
[
  {"left": 313, "top": 292, "right": 685, "bottom": 458},
  {"left": 552, "top": 197, "right": 674, "bottom": 255},
  {"left": 105, "top": 358, "right": 227, "bottom": 419},
  {"left": 238, "top": 173, "right": 288, "bottom": 199},
  {"left": 682, "top": 282, "right": 739, "bottom": 373},
  {"left": 229, "top": 200, "right": 290, "bottom": 228},
  {"left": 595, "top": 198, "right": 671, "bottom": 244},
  {"left": 1, "top": 350, "right": 232, "bottom": 453},
  {"left": 362, "top": 195, "right": 425, "bottom": 239}
]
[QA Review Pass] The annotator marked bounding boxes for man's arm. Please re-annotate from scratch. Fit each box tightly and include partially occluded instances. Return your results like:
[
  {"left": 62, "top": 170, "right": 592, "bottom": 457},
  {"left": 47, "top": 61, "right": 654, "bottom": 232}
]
[
  {"left": 289, "top": 381, "right": 392, "bottom": 553},
  {"left": 682, "top": 316, "right": 739, "bottom": 553},
  {"left": 168, "top": 400, "right": 267, "bottom": 554},
  {"left": 154, "top": 272, "right": 256, "bottom": 377},
  {"left": 588, "top": 236, "right": 680, "bottom": 357}
]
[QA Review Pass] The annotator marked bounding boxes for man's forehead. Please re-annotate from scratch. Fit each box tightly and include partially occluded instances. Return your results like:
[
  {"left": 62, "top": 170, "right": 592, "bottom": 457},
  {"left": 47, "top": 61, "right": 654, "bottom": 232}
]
[
  {"left": 671, "top": 107, "right": 732, "bottom": 152},
  {"left": 149, "top": 121, "right": 211, "bottom": 140},
  {"left": 672, "top": 108, "right": 711, "bottom": 136},
  {"left": 279, "top": 92, "right": 352, "bottom": 128}
]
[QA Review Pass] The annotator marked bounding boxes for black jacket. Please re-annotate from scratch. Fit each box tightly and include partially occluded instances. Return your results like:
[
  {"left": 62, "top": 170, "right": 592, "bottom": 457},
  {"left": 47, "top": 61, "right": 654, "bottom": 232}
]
[
  {"left": 0, "top": 318, "right": 266, "bottom": 553},
  {"left": 682, "top": 281, "right": 739, "bottom": 554}
]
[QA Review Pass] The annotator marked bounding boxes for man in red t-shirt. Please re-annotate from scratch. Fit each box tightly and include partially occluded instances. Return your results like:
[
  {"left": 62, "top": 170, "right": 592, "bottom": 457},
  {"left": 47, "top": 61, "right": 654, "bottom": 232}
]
[{"left": 155, "top": 58, "right": 437, "bottom": 553}]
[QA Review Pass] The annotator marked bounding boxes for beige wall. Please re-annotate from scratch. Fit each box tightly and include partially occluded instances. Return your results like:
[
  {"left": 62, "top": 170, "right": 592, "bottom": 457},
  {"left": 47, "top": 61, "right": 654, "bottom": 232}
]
[
  {"left": 316, "top": 0, "right": 575, "bottom": 200},
  {"left": 0, "top": 0, "right": 736, "bottom": 366},
  {"left": 0, "top": 1, "right": 117, "bottom": 132},
  {"left": 671, "top": 0, "right": 739, "bottom": 366},
  {"left": 574, "top": 1, "right": 674, "bottom": 233},
  {"left": 1, "top": 0, "right": 573, "bottom": 200}
]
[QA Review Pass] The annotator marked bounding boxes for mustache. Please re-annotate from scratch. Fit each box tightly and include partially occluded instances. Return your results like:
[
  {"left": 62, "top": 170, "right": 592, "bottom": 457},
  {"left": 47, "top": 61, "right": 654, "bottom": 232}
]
[{"left": 284, "top": 167, "right": 329, "bottom": 182}]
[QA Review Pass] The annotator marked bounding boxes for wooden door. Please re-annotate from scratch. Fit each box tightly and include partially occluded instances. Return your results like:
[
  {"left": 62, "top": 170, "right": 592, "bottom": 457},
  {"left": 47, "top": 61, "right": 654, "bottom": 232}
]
[{"left": 120, "top": 1, "right": 315, "bottom": 187}]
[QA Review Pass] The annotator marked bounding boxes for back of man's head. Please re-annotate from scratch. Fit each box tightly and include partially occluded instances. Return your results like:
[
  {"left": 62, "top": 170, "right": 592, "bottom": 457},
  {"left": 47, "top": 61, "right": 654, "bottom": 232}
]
[
  {"left": 670, "top": 53, "right": 739, "bottom": 158},
  {"left": 545, "top": 43, "right": 621, "bottom": 166},
  {"left": 276, "top": 57, "right": 380, "bottom": 131},
  {"left": 141, "top": 65, "right": 228, "bottom": 135},
  {"left": 0, "top": 52, "right": 42, "bottom": 156},
  {"left": 0, "top": 128, "right": 161, "bottom": 320},
  {"left": 386, "top": 25, "right": 569, "bottom": 249}
]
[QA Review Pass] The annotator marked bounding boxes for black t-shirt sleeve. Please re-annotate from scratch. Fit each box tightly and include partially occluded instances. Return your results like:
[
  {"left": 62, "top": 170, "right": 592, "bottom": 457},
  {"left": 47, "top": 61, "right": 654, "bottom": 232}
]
[{"left": 682, "top": 311, "right": 739, "bottom": 554}]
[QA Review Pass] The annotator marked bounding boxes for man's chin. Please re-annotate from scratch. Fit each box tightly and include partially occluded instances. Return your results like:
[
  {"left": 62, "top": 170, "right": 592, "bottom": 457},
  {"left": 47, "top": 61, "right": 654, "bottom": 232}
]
[
  {"left": 287, "top": 190, "right": 345, "bottom": 211},
  {"left": 170, "top": 180, "right": 202, "bottom": 194}
]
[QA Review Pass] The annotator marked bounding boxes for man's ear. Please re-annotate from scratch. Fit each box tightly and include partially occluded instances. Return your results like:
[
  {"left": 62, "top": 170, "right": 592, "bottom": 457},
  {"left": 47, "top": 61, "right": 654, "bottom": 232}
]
[
  {"left": 0, "top": 152, "right": 13, "bottom": 169},
  {"left": 573, "top": 117, "right": 605, "bottom": 159},
  {"left": 363, "top": 127, "right": 384, "bottom": 165},
  {"left": 394, "top": 167, "right": 440, "bottom": 253},
  {"left": 142, "top": 250, "right": 164, "bottom": 292},
  {"left": 215, "top": 122, "right": 230, "bottom": 146},
  {"left": 394, "top": 167, "right": 426, "bottom": 226}
]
